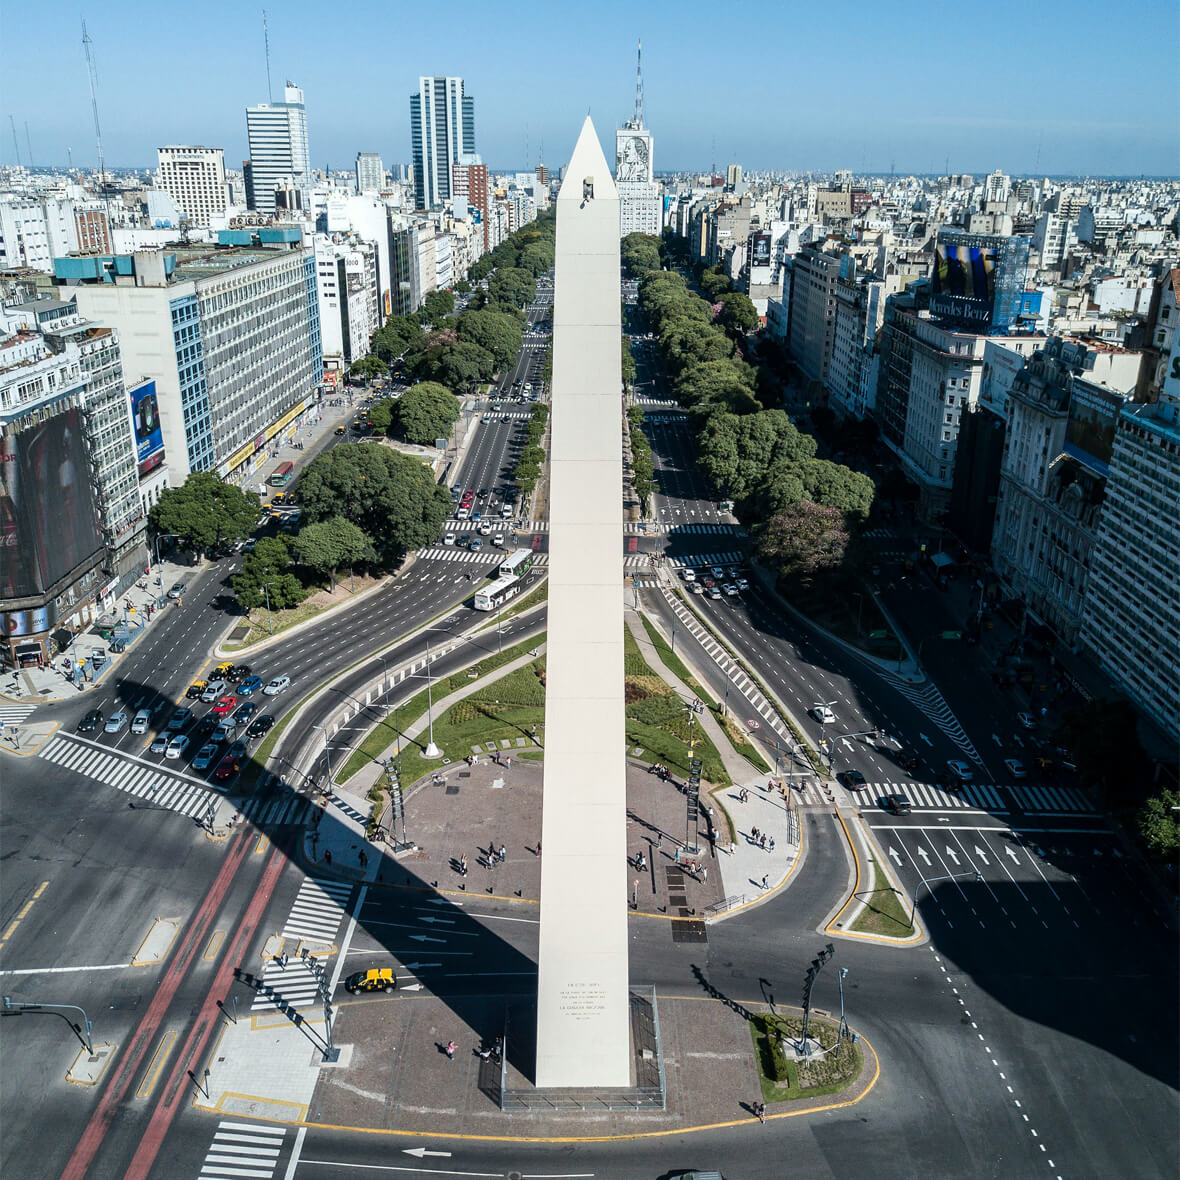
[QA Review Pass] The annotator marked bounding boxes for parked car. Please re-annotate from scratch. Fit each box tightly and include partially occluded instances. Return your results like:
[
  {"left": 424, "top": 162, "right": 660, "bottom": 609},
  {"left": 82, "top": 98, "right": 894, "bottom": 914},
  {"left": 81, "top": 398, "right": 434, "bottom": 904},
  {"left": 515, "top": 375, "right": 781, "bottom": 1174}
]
[
  {"left": 78, "top": 709, "right": 104, "bottom": 734},
  {"left": 238, "top": 675, "right": 264, "bottom": 696},
  {"left": 131, "top": 709, "right": 152, "bottom": 735},
  {"left": 104, "top": 711, "right": 129, "bottom": 734},
  {"left": 192, "top": 743, "right": 220, "bottom": 771},
  {"left": 263, "top": 675, "right": 290, "bottom": 696}
]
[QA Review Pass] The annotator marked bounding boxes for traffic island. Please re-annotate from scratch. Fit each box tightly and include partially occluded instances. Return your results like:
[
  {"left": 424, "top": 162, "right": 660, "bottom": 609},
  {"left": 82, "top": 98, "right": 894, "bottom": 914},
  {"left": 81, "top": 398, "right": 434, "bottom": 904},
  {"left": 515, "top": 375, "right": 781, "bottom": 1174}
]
[{"left": 750, "top": 1011, "right": 864, "bottom": 1104}]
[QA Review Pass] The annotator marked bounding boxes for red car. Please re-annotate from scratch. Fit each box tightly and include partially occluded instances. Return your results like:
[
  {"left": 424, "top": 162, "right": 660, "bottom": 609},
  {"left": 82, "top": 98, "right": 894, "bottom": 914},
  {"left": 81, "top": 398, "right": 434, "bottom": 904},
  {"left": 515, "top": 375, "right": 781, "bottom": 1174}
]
[
  {"left": 212, "top": 695, "right": 238, "bottom": 716},
  {"left": 214, "top": 753, "right": 240, "bottom": 782}
]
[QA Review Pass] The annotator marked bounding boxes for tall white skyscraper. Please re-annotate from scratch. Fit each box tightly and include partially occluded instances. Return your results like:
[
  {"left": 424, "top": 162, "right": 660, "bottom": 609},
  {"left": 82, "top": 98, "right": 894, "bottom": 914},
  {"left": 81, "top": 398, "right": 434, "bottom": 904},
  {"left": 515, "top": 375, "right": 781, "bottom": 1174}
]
[
  {"left": 409, "top": 76, "right": 476, "bottom": 211},
  {"left": 156, "top": 146, "right": 227, "bottom": 225},
  {"left": 355, "top": 152, "right": 384, "bottom": 193},
  {"left": 245, "top": 82, "right": 311, "bottom": 216},
  {"left": 615, "top": 42, "right": 661, "bottom": 237}
]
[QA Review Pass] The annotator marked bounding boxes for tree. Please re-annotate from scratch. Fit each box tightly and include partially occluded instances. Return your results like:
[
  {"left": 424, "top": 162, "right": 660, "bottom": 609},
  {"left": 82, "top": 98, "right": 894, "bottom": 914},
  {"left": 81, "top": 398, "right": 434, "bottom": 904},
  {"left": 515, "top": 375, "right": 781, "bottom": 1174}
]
[
  {"left": 1054, "top": 698, "right": 1149, "bottom": 804},
  {"left": 488, "top": 266, "right": 536, "bottom": 309},
  {"left": 419, "top": 289, "right": 455, "bottom": 324},
  {"left": 296, "top": 443, "right": 451, "bottom": 560},
  {"left": 372, "top": 315, "right": 422, "bottom": 363},
  {"left": 518, "top": 241, "right": 555, "bottom": 277},
  {"left": 675, "top": 359, "right": 760, "bottom": 415},
  {"left": 150, "top": 472, "right": 260, "bottom": 553},
  {"left": 661, "top": 322, "right": 733, "bottom": 377},
  {"left": 454, "top": 278, "right": 471, "bottom": 294},
  {"left": 367, "top": 398, "right": 395, "bottom": 433},
  {"left": 349, "top": 354, "right": 387, "bottom": 380},
  {"left": 698, "top": 266, "right": 733, "bottom": 299},
  {"left": 232, "top": 537, "right": 306, "bottom": 611},
  {"left": 797, "top": 458, "right": 876, "bottom": 525},
  {"left": 1138, "top": 789, "right": 1180, "bottom": 856},
  {"left": 433, "top": 340, "right": 495, "bottom": 389},
  {"left": 716, "top": 292, "right": 759, "bottom": 337},
  {"left": 757, "top": 500, "right": 850, "bottom": 584},
  {"left": 393, "top": 381, "right": 461, "bottom": 444},
  {"left": 456, "top": 309, "right": 523, "bottom": 371},
  {"left": 292, "top": 516, "right": 376, "bottom": 592},
  {"left": 621, "top": 232, "right": 662, "bottom": 277},
  {"left": 622, "top": 338, "right": 637, "bottom": 386}
]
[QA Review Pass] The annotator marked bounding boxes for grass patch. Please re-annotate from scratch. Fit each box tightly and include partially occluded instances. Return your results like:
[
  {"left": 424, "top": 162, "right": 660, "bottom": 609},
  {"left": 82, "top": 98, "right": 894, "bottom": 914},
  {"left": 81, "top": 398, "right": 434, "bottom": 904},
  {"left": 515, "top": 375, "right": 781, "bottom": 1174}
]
[
  {"left": 638, "top": 613, "right": 770, "bottom": 774},
  {"left": 337, "top": 634, "right": 547, "bottom": 783},
  {"left": 850, "top": 859, "right": 914, "bottom": 936},
  {"left": 225, "top": 597, "right": 327, "bottom": 650},
  {"left": 749, "top": 1013, "right": 863, "bottom": 1102}
]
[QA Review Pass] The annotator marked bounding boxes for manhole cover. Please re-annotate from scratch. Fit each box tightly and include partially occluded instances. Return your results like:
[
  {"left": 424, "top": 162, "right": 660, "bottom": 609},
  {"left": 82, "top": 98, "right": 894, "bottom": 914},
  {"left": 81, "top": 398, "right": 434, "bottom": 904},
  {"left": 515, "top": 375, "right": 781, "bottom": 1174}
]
[{"left": 445, "top": 782, "right": 460, "bottom": 795}]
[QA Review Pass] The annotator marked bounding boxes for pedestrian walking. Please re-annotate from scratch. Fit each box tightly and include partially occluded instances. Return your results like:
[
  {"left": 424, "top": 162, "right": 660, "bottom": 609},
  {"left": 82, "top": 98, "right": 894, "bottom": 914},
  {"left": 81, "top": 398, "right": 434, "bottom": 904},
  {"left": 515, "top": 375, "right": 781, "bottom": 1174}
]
[
  {"left": 359, "top": 850, "right": 368, "bottom": 868},
  {"left": 445, "top": 1040, "right": 456, "bottom": 1060},
  {"left": 505, "top": 756, "right": 511, "bottom": 770},
  {"left": 460, "top": 853, "right": 468, "bottom": 876},
  {"left": 768, "top": 837, "right": 775, "bottom": 853},
  {"left": 759, "top": 834, "right": 767, "bottom": 850},
  {"left": 751, "top": 826, "right": 760, "bottom": 842},
  {"left": 701, "top": 866, "right": 708, "bottom": 884},
  {"left": 761, "top": 874, "right": 769, "bottom": 890},
  {"left": 497, "top": 844, "right": 506, "bottom": 863},
  {"left": 753, "top": 1099, "right": 766, "bottom": 1123}
]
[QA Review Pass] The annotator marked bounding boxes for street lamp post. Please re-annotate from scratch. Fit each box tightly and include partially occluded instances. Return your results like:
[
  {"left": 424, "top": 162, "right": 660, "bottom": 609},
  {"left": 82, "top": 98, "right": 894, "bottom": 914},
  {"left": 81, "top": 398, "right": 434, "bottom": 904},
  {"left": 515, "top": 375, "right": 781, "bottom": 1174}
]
[
  {"left": 836, "top": 966, "right": 850, "bottom": 1053},
  {"left": 310, "top": 722, "right": 333, "bottom": 790},
  {"left": 261, "top": 580, "right": 280, "bottom": 635},
  {"left": 852, "top": 592, "right": 864, "bottom": 638},
  {"left": 153, "top": 532, "right": 181, "bottom": 570},
  {"left": 909, "top": 869, "right": 983, "bottom": 927}
]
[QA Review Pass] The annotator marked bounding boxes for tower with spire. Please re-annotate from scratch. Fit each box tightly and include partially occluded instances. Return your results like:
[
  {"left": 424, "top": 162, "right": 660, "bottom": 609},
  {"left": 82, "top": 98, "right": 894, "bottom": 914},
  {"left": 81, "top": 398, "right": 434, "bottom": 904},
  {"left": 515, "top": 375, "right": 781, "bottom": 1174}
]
[{"left": 615, "top": 39, "right": 662, "bottom": 237}]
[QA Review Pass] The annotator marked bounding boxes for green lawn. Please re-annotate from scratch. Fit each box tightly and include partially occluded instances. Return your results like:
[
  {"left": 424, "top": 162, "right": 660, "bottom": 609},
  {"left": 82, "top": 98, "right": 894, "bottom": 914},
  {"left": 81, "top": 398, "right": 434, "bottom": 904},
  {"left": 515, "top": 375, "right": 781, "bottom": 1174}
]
[
  {"left": 850, "top": 859, "right": 914, "bottom": 936},
  {"left": 749, "top": 1013, "right": 863, "bottom": 1102}
]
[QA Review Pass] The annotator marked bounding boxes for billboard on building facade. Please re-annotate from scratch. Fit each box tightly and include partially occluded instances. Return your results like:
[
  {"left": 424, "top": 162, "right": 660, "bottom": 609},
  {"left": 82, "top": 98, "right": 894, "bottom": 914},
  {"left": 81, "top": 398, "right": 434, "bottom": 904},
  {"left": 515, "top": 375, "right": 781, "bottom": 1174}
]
[
  {"left": 129, "top": 379, "right": 165, "bottom": 478},
  {"left": 930, "top": 231, "right": 1029, "bottom": 331},
  {"left": 751, "top": 232, "right": 771, "bottom": 269},
  {"left": 1064, "top": 387, "right": 1120, "bottom": 477},
  {"left": 0, "top": 408, "right": 105, "bottom": 600}
]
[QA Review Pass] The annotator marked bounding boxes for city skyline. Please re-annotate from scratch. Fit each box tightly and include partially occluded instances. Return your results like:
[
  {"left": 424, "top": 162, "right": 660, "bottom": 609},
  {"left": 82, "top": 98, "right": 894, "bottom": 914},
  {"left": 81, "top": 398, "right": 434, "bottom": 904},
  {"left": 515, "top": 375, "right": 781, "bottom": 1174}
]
[{"left": 1, "top": 0, "right": 1177, "bottom": 178}]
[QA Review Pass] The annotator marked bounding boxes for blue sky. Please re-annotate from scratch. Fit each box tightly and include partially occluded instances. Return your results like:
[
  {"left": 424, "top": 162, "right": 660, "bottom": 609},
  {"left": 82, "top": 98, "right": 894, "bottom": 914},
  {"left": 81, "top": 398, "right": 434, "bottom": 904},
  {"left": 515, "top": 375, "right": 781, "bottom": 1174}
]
[{"left": 2, "top": 0, "right": 1177, "bottom": 176}]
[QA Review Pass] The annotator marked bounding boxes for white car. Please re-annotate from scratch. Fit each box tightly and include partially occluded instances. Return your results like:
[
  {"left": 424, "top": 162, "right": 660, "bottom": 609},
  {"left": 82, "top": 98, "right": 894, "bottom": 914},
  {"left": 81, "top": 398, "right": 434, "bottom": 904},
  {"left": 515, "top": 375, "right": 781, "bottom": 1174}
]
[
  {"left": 166, "top": 734, "right": 191, "bottom": 759},
  {"left": 1003, "top": 758, "right": 1027, "bottom": 779},
  {"left": 478, "top": 522, "right": 493, "bottom": 536},
  {"left": 681, "top": 569, "right": 696, "bottom": 582},
  {"left": 263, "top": 675, "right": 290, "bottom": 696},
  {"left": 130, "top": 708, "right": 152, "bottom": 735},
  {"left": 708, "top": 586, "right": 722, "bottom": 600},
  {"left": 946, "top": 759, "right": 975, "bottom": 782},
  {"left": 723, "top": 583, "right": 739, "bottom": 597},
  {"left": 690, "top": 582, "right": 704, "bottom": 595},
  {"left": 442, "top": 533, "right": 456, "bottom": 546},
  {"left": 810, "top": 705, "right": 836, "bottom": 725},
  {"left": 491, "top": 534, "right": 505, "bottom": 547},
  {"left": 201, "top": 679, "right": 228, "bottom": 703}
]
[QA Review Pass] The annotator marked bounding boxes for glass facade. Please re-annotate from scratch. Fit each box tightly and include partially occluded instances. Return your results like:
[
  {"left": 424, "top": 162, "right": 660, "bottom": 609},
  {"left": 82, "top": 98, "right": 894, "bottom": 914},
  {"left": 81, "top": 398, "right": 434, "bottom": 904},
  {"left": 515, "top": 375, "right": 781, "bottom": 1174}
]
[{"left": 170, "top": 295, "right": 215, "bottom": 471}]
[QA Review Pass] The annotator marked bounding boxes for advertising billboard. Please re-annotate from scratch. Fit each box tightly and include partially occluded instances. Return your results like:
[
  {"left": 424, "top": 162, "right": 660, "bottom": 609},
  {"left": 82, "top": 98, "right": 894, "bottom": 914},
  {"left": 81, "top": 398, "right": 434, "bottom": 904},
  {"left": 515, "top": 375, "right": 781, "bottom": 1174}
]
[
  {"left": 751, "top": 232, "right": 772, "bottom": 269},
  {"left": 1063, "top": 385, "right": 1120, "bottom": 477},
  {"left": 930, "top": 231, "right": 1029, "bottom": 331},
  {"left": 0, "top": 408, "right": 105, "bottom": 600},
  {"left": 129, "top": 379, "right": 165, "bottom": 478}
]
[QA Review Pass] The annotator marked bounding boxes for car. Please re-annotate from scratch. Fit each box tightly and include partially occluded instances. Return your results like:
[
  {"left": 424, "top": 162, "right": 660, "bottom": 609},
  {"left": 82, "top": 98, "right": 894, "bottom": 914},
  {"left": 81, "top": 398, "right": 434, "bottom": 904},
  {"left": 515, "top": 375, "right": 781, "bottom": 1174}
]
[
  {"left": 839, "top": 770, "right": 868, "bottom": 789},
  {"left": 193, "top": 712, "right": 218, "bottom": 737},
  {"left": 186, "top": 679, "right": 208, "bottom": 700},
  {"left": 78, "top": 709, "right": 104, "bottom": 734},
  {"left": 214, "top": 753, "right": 240, "bottom": 783},
  {"left": 478, "top": 522, "right": 492, "bottom": 536},
  {"left": 201, "top": 679, "right": 229, "bottom": 703},
  {"left": 480, "top": 415, "right": 491, "bottom": 424},
  {"left": 212, "top": 719, "right": 238, "bottom": 742},
  {"left": 708, "top": 586, "right": 722, "bottom": 600},
  {"left": 723, "top": 583, "right": 739, "bottom": 597},
  {"left": 946, "top": 759, "right": 975, "bottom": 783},
  {"left": 471, "top": 509, "right": 483, "bottom": 522},
  {"left": 701, "top": 576, "right": 716, "bottom": 589},
  {"left": 150, "top": 732, "right": 170, "bottom": 755},
  {"left": 212, "top": 695, "right": 237, "bottom": 716},
  {"left": 192, "top": 743, "right": 220, "bottom": 771},
  {"left": 344, "top": 966, "right": 398, "bottom": 994},
  {"left": 455, "top": 505, "right": 470, "bottom": 520},
  {"left": 167, "top": 707, "right": 193, "bottom": 730},
  {"left": 247, "top": 715, "right": 275, "bottom": 740},
  {"left": 227, "top": 740, "right": 249, "bottom": 760},
  {"left": 1003, "top": 757, "right": 1027, "bottom": 779},
  {"left": 104, "top": 711, "right": 129, "bottom": 734},
  {"left": 131, "top": 708, "right": 152, "bottom": 735},
  {"left": 1016, "top": 712, "right": 1037, "bottom": 730},
  {"left": 238, "top": 675, "right": 264, "bottom": 696},
  {"left": 491, "top": 534, "right": 505, "bottom": 547},
  {"left": 235, "top": 701, "right": 258, "bottom": 724},
  {"left": 167, "top": 582, "right": 186, "bottom": 600},
  {"left": 263, "top": 675, "right": 290, "bottom": 696},
  {"left": 690, "top": 582, "right": 704, "bottom": 595},
  {"left": 736, "top": 577, "right": 750, "bottom": 590},
  {"left": 469, "top": 538, "right": 483, "bottom": 551},
  {"left": 711, "top": 566, "right": 725, "bottom": 580},
  {"left": 442, "top": 532, "right": 456, "bottom": 546},
  {"left": 810, "top": 705, "right": 836, "bottom": 725},
  {"left": 226, "top": 664, "right": 252, "bottom": 685},
  {"left": 882, "top": 793, "right": 913, "bottom": 815},
  {"left": 681, "top": 568, "right": 696, "bottom": 582},
  {"left": 334, "top": 426, "right": 346, "bottom": 435}
]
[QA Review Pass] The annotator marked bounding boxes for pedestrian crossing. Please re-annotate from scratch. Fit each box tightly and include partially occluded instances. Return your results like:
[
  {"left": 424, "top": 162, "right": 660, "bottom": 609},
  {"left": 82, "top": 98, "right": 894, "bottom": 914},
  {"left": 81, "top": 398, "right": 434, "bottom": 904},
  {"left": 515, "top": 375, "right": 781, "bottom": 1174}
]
[
  {"left": 0, "top": 703, "right": 36, "bottom": 726},
  {"left": 252, "top": 877, "right": 354, "bottom": 1012},
  {"left": 665, "top": 523, "right": 746, "bottom": 537},
  {"left": 198, "top": 1120, "right": 286, "bottom": 1179},
  {"left": 38, "top": 734, "right": 217, "bottom": 819},
  {"left": 418, "top": 548, "right": 548, "bottom": 566},
  {"left": 876, "top": 675, "right": 984, "bottom": 766},
  {"left": 862, "top": 528, "right": 902, "bottom": 539},
  {"left": 861, "top": 780, "right": 1095, "bottom": 814},
  {"left": 667, "top": 551, "right": 745, "bottom": 569},
  {"left": 237, "top": 792, "right": 318, "bottom": 827}
]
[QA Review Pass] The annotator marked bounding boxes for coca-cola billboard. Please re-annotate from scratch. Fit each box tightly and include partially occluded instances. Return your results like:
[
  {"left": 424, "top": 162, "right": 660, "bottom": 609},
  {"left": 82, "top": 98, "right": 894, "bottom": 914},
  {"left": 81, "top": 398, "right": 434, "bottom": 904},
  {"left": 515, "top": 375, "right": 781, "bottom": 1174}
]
[{"left": 0, "top": 408, "right": 105, "bottom": 600}]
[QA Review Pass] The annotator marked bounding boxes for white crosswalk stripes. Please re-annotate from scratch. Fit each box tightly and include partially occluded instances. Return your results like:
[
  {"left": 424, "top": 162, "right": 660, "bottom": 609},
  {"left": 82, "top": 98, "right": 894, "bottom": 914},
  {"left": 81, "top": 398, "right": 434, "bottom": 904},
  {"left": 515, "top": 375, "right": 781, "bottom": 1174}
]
[
  {"left": 874, "top": 675, "right": 984, "bottom": 765},
  {"left": 251, "top": 878, "right": 354, "bottom": 1012},
  {"left": 665, "top": 523, "right": 746, "bottom": 536},
  {"left": 38, "top": 734, "right": 217, "bottom": 818},
  {"left": 864, "top": 780, "right": 1095, "bottom": 814},
  {"left": 418, "top": 548, "right": 549, "bottom": 566},
  {"left": 238, "top": 793, "right": 317, "bottom": 827},
  {"left": 198, "top": 1120, "right": 285, "bottom": 1179},
  {"left": 0, "top": 703, "right": 36, "bottom": 725},
  {"left": 667, "top": 551, "right": 745, "bottom": 569}
]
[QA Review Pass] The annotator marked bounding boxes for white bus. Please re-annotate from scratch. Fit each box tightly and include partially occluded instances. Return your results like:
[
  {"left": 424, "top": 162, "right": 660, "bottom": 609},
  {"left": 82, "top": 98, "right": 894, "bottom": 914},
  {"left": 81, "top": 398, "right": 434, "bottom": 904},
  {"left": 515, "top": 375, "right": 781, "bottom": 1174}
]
[
  {"left": 473, "top": 575, "right": 522, "bottom": 612},
  {"left": 499, "top": 548, "right": 534, "bottom": 580}
]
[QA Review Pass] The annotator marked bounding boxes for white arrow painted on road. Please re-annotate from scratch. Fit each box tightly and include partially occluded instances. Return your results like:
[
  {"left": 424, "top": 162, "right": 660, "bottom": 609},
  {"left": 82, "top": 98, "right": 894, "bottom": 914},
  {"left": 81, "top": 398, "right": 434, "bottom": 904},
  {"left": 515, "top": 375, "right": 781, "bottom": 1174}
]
[
  {"left": 991, "top": 733, "right": 1002, "bottom": 747},
  {"left": 917, "top": 847, "right": 931, "bottom": 866},
  {"left": 945, "top": 847, "right": 960, "bottom": 865},
  {"left": 418, "top": 916, "right": 455, "bottom": 925},
  {"left": 888, "top": 847, "right": 903, "bottom": 866},
  {"left": 403, "top": 1147, "right": 452, "bottom": 1158},
  {"left": 920, "top": 733, "right": 933, "bottom": 746},
  {"left": 1006, "top": 846, "right": 1020, "bottom": 863},
  {"left": 400, "top": 983, "right": 425, "bottom": 991},
  {"left": 400, "top": 963, "right": 442, "bottom": 971},
  {"left": 409, "top": 934, "right": 446, "bottom": 944},
  {"left": 425, "top": 898, "right": 462, "bottom": 907},
  {"left": 973, "top": 846, "right": 991, "bottom": 866}
]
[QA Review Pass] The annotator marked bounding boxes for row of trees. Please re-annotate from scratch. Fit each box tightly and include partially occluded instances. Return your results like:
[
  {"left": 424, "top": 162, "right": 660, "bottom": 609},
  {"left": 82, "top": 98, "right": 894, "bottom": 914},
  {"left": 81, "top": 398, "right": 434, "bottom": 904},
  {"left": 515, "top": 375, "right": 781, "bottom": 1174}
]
[
  {"left": 514, "top": 403, "right": 549, "bottom": 497},
  {"left": 627, "top": 405, "right": 653, "bottom": 510},
  {"left": 623, "top": 233, "right": 874, "bottom": 586}
]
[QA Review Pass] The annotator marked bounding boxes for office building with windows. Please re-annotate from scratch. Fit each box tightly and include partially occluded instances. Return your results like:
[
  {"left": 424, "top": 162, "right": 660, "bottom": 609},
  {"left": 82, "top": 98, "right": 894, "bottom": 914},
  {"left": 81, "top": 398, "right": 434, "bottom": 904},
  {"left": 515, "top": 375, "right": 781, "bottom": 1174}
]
[
  {"left": 355, "top": 152, "right": 384, "bottom": 194},
  {"left": 245, "top": 83, "right": 312, "bottom": 217},
  {"left": 156, "top": 146, "right": 228, "bottom": 226},
  {"left": 409, "top": 76, "right": 476, "bottom": 211}
]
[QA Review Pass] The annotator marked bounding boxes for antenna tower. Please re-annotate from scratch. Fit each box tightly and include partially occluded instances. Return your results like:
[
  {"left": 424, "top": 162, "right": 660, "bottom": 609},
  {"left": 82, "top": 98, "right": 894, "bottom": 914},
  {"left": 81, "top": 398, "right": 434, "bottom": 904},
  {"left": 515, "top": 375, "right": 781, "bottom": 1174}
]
[
  {"left": 24, "top": 122, "right": 34, "bottom": 168},
  {"left": 82, "top": 20, "right": 108, "bottom": 204},
  {"left": 633, "top": 39, "right": 644, "bottom": 128},
  {"left": 8, "top": 116, "right": 21, "bottom": 166},
  {"left": 262, "top": 10, "right": 274, "bottom": 102}
]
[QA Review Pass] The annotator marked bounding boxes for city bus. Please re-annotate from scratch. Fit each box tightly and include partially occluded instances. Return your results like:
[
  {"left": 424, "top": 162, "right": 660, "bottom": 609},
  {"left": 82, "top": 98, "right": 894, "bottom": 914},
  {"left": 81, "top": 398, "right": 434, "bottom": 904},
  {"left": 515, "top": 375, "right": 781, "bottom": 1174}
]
[
  {"left": 268, "top": 460, "right": 294, "bottom": 487},
  {"left": 473, "top": 575, "right": 521, "bottom": 612},
  {"left": 499, "top": 548, "right": 534, "bottom": 580}
]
